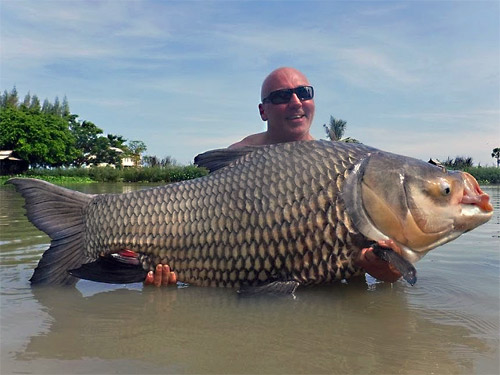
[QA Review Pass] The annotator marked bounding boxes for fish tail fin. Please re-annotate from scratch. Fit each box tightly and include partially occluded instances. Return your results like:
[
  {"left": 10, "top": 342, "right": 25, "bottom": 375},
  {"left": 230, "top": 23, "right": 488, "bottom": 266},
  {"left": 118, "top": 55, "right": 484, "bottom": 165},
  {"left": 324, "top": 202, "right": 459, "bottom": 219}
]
[{"left": 7, "top": 178, "right": 93, "bottom": 286}]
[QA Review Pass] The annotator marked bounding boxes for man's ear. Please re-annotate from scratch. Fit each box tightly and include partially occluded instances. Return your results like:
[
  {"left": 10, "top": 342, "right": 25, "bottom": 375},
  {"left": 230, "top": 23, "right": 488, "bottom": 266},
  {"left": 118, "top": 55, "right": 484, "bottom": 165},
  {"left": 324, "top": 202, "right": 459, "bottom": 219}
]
[{"left": 259, "top": 103, "right": 268, "bottom": 121}]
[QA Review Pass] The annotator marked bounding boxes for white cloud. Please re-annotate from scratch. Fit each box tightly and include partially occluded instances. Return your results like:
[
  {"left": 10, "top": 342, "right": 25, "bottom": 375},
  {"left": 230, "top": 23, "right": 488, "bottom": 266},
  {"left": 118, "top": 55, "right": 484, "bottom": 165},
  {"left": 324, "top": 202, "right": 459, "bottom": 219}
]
[{"left": 1, "top": 0, "right": 497, "bottom": 168}]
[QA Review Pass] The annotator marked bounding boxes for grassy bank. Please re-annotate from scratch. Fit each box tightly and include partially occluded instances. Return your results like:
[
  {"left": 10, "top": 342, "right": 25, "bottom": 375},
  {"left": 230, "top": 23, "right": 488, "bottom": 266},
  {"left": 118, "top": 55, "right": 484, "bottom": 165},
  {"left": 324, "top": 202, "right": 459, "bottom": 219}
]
[
  {"left": 1, "top": 165, "right": 498, "bottom": 186},
  {"left": 1, "top": 165, "right": 208, "bottom": 185}
]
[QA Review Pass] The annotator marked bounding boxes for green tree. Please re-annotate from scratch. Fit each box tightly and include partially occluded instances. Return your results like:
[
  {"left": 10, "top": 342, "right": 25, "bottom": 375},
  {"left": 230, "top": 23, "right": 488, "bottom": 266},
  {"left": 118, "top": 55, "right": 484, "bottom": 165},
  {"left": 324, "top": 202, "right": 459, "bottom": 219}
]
[
  {"left": 53, "top": 97, "right": 61, "bottom": 116},
  {"left": 1, "top": 87, "right": 19, "bottom": 109},
  {"left": 1, "top": 87, "right": 140, "bottom": 169},
  {"left": 107, "top": 134, "right": 127, "bottom": 149},
  {"left": 442, "top": 156, "right": 474, "bottom": 169},
  {"left": 92, "top": 136, "right": 122, "bottom": 167},
  {"left": 0, "top": 106, "right": 78, "bottom": 167},
  {"left": 68, "top": 119, "right": 128, "bottom": 167},
  {"left": 41, "top": 98, "right": 51, "bottom": 114},
  {"left": 30, "top": 95, "right": 41, "bottom": 112},
  {"left": 323, "top": 116, "right": 360, "bottom": 143},
  {"left": 22, "top": 92, "right": 31, "bottom": 109},
  {"left": 127, "top": 140, "right": 147, "bottom": 167},
  {"left": 61, "top": 96, "right": 70, "bottom": 117},
  {"left": 492, "top": 147, "right": 500, "bottom": 167},
  {"left": 142, "top": 155, "right": 176, "bottom": 168},
  {"left": 69, "top": 118, "right": 104, "bottom": 166}
]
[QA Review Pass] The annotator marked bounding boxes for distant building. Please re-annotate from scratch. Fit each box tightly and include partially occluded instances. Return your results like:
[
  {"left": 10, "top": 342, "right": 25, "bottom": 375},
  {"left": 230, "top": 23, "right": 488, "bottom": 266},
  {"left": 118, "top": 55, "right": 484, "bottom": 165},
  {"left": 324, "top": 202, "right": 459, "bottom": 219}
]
[
  {"left": 0, "top": 150, "right": 29, "bottom": 175},
  {"left": 110, "top": 147, "right": 135, "bottom": 167},
  {"left": 85, "top": 147, "right": 138, "bottom": 168}
]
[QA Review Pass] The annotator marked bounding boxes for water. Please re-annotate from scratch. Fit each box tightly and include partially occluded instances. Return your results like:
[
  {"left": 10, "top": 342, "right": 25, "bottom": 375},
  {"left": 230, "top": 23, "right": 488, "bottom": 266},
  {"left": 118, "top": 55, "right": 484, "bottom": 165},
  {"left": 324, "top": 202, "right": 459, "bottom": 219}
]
[{"left": 1, "top": 182, "right": 499, "bottom": 374}]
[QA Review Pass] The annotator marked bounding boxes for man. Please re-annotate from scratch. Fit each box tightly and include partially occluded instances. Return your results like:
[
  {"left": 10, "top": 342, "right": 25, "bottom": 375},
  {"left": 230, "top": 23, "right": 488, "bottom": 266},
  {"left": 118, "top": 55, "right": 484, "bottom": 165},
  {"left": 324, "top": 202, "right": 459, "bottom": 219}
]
[
  {"left": 144, "top": 67, "right": 402, "bottom": 286},
  {"left": 228, "top": 67, "right": 315, "bottom": 148}
]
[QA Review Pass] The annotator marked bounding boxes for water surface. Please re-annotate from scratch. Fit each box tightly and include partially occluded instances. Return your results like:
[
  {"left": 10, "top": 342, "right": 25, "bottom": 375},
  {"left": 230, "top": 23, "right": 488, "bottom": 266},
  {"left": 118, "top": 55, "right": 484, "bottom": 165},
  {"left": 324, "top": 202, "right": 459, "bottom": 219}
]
[{"left": 1, "top": 182, "right": 499, "bottom": 374}]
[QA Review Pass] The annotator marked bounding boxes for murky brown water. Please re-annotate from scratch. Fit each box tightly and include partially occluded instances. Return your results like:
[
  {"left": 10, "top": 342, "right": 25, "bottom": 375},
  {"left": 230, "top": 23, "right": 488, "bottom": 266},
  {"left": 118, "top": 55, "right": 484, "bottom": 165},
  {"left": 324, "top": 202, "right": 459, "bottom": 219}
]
[{"left": 1, "top": 182, "right": 499, "bottom": 374}]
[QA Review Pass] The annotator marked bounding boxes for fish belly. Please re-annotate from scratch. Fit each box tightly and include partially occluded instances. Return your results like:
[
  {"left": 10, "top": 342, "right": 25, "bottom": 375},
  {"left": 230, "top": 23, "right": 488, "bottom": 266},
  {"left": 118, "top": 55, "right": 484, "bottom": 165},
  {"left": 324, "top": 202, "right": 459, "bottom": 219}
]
[{"left": 84, "top": 141, "right": 371, "bottom": 287}]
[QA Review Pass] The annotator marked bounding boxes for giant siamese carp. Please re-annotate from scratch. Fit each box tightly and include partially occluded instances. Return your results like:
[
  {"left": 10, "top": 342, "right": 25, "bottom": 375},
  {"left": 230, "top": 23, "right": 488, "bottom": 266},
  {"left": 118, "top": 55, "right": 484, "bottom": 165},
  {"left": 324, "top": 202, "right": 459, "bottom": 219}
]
[{"left": 8, "top": 140, "right": 493, "bottom": 294}]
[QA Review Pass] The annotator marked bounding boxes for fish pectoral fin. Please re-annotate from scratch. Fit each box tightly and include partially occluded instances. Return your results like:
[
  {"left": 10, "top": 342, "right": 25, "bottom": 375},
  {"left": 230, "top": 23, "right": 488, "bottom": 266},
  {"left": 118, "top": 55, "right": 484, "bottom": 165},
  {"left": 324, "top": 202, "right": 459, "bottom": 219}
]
[
  {"left": 237, "top": 281, "right": 300, "bottom": 297},
  {"left": 371, "top": 244, "right": 417, "bottom": 286},
  {"left": 68, "top": 256, "right": 148, "bottom": 284}
]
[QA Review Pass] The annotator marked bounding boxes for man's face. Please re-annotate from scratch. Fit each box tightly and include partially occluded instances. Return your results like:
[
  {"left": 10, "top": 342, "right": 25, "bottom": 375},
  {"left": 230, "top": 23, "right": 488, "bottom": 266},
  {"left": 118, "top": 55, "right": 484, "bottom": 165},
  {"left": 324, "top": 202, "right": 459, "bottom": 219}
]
[{"left": 259, "top": 68, "right": 315, "bottom": 142}]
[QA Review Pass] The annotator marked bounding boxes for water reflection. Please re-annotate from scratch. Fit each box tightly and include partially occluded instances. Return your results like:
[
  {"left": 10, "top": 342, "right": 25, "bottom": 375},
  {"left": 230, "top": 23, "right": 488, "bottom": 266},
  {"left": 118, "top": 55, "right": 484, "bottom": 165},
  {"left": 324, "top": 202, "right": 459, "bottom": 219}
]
[
  {"left": 0, "top": 279, "right": 486, "bottom": 374},
  {"left": 1, "top": 183, "right": 499, "bottom": 374}
]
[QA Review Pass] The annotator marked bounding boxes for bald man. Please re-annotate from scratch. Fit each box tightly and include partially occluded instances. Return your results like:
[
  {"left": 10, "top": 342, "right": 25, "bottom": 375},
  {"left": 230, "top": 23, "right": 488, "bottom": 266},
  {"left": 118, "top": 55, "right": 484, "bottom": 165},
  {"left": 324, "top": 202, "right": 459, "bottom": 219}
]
[
  {"left": 144, "top": 67, "right": 402, "bottom": 287},
  {"left": 229, "top": 67, "right": 315, "bottom": 148}
]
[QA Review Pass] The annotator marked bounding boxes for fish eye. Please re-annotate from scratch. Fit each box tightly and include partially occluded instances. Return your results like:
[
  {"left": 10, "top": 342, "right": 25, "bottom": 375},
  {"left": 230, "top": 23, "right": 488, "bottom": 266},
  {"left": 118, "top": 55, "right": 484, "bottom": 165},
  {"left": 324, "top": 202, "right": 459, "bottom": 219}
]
[{"left": 440, "top": 180, "right": 451, "bottom": 196}]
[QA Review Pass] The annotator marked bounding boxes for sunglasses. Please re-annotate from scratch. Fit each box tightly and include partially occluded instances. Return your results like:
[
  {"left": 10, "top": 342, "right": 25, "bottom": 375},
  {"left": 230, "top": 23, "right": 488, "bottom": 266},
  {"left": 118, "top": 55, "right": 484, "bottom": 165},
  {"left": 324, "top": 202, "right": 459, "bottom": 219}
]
[{"left": 262, "top": 85, "right": 314, "bottom": 105}]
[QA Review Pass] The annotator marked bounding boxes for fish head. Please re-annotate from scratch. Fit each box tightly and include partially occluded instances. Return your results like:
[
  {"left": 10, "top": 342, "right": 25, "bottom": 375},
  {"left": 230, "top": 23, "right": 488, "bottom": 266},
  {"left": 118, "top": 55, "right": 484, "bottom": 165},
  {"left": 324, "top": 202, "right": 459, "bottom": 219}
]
[{"left": 345, "top": 152, "right": 494, "bottom": 263}]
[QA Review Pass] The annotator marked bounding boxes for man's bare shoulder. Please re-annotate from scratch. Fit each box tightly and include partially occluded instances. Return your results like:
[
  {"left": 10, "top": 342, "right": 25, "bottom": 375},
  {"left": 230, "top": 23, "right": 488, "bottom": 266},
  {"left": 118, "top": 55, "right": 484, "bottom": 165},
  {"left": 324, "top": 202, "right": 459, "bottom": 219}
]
[{"left": 228, "top": 132, "right": 268, "bottom": 149}]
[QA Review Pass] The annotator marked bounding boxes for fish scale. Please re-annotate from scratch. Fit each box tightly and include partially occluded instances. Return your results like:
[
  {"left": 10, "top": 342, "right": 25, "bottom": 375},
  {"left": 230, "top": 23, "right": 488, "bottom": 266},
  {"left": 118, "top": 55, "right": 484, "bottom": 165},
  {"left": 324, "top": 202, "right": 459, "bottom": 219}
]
[{"left": 83, "top": 141, "right": 370, "bottom": 288}]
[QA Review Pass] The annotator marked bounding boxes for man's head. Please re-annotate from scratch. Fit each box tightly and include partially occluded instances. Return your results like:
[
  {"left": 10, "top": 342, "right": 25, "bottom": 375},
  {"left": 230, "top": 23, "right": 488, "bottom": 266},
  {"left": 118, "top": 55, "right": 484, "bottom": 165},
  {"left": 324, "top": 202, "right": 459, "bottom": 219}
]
[{"left": 258, "top": 67, "right": 315, "bottom": 143}]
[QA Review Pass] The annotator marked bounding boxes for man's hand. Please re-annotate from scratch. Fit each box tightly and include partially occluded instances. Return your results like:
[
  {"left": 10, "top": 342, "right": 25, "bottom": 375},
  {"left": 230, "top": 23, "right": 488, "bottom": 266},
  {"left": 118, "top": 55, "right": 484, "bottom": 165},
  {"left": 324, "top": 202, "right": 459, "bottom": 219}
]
[
  {"left": 144, "top": 264, "right": 178, "bottom": 287},
  {"left": 355, "top": 239, "right": 403, "bottom": 283}
]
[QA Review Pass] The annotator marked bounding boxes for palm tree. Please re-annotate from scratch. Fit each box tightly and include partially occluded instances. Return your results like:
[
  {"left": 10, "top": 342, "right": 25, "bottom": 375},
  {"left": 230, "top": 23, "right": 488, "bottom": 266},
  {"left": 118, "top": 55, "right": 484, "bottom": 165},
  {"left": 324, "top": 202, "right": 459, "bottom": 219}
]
[
  {"left": 492, "top": 147, "right": 500, "bottom": 167},
  {"left": 323, "top": 116, "right": 359, "bottom": 143}
]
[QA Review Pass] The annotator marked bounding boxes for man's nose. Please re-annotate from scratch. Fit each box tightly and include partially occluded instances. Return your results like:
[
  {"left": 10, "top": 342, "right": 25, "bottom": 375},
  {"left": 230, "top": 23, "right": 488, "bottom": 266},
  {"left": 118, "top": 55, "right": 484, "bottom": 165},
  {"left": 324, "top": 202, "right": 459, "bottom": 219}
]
[{"left": 288, "top": 93, "right": 302, "bottom": 107}]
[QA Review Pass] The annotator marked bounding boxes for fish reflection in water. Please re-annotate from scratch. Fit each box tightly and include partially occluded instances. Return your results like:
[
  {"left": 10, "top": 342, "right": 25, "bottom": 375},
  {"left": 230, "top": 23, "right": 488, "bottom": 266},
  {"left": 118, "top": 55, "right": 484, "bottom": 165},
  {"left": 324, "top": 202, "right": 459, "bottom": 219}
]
[{"left": 15, "top": 281, "right": 494, "bottom": 375}]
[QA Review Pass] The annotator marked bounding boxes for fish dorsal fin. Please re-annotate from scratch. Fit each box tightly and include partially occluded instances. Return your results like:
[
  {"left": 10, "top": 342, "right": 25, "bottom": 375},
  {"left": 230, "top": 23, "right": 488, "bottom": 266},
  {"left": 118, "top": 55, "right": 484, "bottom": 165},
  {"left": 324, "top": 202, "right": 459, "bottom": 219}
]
[{"left": 194, "top": 146, "right": 260, "bottom": 173}]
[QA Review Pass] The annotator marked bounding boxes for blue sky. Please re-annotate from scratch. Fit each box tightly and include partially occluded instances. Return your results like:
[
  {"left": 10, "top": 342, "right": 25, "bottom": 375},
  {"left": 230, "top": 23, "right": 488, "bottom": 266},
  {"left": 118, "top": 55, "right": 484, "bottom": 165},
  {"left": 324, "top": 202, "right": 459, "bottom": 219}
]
[{"left": 1, "top": 0, "right": 499, "bottom": 166}]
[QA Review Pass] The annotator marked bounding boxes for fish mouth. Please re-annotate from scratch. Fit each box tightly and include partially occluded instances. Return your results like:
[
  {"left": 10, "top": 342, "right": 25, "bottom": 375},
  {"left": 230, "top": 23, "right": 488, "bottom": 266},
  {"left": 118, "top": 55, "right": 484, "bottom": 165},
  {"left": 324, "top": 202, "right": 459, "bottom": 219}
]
[{"left": 460, "top": 172, "right": 493, "bottom": 213}]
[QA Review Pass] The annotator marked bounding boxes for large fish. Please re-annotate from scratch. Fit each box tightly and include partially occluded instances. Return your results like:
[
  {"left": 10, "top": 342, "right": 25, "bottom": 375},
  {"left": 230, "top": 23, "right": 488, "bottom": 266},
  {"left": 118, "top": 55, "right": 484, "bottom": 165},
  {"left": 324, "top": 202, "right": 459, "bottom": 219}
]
[{"left": 8, "top": 140, "right": 493, "bottom": 292}]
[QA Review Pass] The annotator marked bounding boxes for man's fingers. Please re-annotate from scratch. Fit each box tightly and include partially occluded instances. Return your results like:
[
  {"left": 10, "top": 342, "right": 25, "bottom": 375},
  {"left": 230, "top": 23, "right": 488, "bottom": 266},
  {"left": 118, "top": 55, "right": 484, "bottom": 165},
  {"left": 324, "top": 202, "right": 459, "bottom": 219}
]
[
  {"left": 162, "top": 265, "right": 171, "bottom": 286},
  {"left": 144, "top": 264, "right": 177, "bottom": 287},
  {"left": 154, "top": 264, "right": 163, "bottom": 287},
  {"left": 144, "top": 271, "right": 154, "bottom": 285},
  {"left": 170, "top": 271, "right": 177, "bottom": 284}
]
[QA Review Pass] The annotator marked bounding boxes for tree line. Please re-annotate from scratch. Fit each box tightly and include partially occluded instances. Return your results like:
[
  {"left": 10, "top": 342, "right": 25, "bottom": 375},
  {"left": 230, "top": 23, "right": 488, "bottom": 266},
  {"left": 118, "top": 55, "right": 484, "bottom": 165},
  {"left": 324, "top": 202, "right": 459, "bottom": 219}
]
[{"left": 0, "top": 87, "right": 147, "bottom": 169}]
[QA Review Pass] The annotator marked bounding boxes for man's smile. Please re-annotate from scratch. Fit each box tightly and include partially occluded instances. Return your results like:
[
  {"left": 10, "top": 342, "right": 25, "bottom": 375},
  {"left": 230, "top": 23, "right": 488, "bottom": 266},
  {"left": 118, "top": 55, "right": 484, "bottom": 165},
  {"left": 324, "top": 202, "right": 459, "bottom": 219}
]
[{"left": 286, "top": 114, "right": 306, "bottom": 120}]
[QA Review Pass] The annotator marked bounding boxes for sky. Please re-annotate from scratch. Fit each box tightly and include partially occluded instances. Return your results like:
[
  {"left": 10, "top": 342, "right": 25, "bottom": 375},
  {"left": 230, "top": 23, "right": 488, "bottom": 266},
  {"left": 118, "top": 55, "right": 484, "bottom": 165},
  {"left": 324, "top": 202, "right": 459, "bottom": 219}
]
[{"left": 1, "top": 0, "right": 499, "bottom": 166}]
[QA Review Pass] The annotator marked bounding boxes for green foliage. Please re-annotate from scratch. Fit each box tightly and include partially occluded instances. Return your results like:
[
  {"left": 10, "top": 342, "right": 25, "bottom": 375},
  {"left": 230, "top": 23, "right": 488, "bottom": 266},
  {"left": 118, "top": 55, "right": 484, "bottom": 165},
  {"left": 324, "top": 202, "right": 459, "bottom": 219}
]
[
  {"left": 1, "top": 87, "right": 148, "bottom": 170},
  {"left": 323, "top": 116, "right": 360, "bottom": 143},
  {"left": 323, "top": 116, "right": 346, "bottom": 141},
  {"left": 442, "top": 156, "right": 474, "bottom": 169},
  {"left": 121, "top": 165, "right": 207, "bottom": 183},
  {"left": 69, "top": 118, "right": 103, "bottom": 166},
  {"left": 463, "top": 167, "right": 500, "bottom": 184},
  {"left": 142, "top": 155, "right": 176, "bottom": 167},
  {"left": 0, "top": 106, "right": 78, "bottom": 167},
  {"left": 2, "top": 165, "right": 208, "bottom": 184},
  {"left": 88, "top": 166, "right": 122, "bottom": 182},
  {"left": 91, "top": 136, "right": 123, "bottom": 168},
  {"left": 127, "top": 140, "right": 147, "bottom": 167}
]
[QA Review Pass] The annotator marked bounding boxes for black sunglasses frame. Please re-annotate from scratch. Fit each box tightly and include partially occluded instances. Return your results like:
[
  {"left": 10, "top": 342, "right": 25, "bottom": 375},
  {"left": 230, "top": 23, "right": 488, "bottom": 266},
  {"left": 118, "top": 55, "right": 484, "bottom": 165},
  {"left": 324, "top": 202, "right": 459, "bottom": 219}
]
[{"left": 262, "top": 86, "right": 314, "bottom": 105}]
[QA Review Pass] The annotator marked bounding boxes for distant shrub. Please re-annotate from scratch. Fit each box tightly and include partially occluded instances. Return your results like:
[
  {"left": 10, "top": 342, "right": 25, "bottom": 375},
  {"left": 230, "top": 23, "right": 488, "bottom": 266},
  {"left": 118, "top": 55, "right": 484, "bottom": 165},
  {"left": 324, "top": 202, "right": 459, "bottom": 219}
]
[
  {"left": 88, "top": 166, "right": 121, "bottom": 182},
  {"left": 4, "top": 165, "right": 208, "bottom": 183},
  {"left": 121, "top": 165, "right": 207, "bottom": 183},
  {"left": 463, "top": 167, "right": 500, "bottom": 184}
]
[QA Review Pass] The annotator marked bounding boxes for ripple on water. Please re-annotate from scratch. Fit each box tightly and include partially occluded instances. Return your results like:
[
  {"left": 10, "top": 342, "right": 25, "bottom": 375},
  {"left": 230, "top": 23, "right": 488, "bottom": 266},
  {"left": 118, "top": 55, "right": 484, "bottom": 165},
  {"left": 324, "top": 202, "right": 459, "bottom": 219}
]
[
  {"left": 403, "top": 269, "right": 499, "bottom": 341},
  {"left": 0, "top": 243, "right": 47, "bottom": 266}
]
